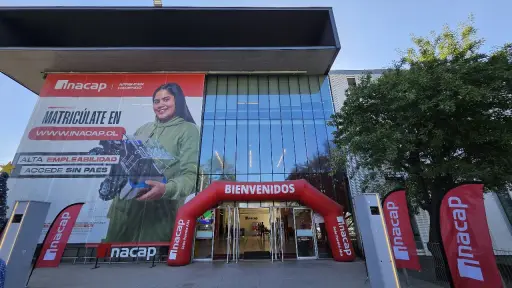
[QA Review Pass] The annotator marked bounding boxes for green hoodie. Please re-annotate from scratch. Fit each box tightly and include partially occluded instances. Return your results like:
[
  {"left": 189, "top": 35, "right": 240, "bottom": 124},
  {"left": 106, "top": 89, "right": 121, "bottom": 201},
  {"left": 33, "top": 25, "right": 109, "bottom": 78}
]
[{"left": 104, "top": 116, "right": 200, "bottom": 242}]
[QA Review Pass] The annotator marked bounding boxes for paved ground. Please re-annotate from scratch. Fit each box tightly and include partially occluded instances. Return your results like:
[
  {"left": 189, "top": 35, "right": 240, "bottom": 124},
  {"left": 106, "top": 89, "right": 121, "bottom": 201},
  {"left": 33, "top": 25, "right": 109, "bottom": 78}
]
[{"left": 27, "top": 260, "right": 441, "bottom": 288}]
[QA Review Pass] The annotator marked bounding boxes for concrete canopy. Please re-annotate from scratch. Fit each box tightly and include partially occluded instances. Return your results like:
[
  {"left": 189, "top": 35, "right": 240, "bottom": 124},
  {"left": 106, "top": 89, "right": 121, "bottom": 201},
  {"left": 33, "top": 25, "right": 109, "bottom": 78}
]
[{"left": 0, "top": 7, "right": 340, "bottom": 94}]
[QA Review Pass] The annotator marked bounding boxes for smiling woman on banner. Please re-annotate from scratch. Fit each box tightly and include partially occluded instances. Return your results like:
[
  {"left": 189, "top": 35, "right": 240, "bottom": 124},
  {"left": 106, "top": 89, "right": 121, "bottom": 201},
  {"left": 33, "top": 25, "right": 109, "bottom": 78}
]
[{"left": 103, "top": 83, "right": 200, "bottom": 242}]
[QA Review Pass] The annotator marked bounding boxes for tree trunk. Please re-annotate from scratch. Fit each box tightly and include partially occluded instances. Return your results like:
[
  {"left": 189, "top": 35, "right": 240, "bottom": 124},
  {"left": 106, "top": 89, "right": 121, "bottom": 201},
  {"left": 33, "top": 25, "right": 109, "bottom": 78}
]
[{"left": 427, "top": 178, "right": 454, "bottom": 286}]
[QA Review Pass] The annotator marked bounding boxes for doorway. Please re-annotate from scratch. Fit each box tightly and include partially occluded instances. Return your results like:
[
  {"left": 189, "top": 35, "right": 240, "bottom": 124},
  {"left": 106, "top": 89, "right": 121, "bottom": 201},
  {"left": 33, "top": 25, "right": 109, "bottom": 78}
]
[
  {"left": 212, "top": 206, "right": 300, "bottom": 262},
  {"left": 293, "top": 208, "right": 318, "bottom": 259},
  {"left": 238, "top": 208, "right": 271, "bottom": 259}
]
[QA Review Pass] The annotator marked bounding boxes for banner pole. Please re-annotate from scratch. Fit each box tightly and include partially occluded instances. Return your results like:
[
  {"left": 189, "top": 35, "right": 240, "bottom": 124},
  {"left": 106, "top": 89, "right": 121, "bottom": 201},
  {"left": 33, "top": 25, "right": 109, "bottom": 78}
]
[{"left": 402, "top": 268, "right": 410, "bottom": 287}]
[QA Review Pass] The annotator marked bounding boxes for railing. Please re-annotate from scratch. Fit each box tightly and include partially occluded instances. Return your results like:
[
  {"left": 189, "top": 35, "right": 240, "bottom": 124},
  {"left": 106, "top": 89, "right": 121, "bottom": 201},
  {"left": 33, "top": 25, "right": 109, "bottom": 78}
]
[
  {"left": 400, "top": 243, "right": 450, "bottom": 287},
  {"left": 397, "top": 243, "right": 512, "bottom": 287},
  {"left": 495, "top": 249, "right": 512, "bottom": 286}
]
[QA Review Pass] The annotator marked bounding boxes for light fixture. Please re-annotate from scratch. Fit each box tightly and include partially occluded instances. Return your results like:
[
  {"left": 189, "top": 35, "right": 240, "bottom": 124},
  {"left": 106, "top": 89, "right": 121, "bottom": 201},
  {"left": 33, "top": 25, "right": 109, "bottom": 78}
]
[{"left": 153, "top": 0, "right": 163, "bottom": 7}]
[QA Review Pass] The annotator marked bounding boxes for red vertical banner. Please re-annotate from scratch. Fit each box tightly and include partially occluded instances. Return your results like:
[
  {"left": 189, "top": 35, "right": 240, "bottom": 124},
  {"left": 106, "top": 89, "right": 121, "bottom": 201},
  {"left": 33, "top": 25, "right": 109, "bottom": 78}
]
[
  {"left": 382, "top": 190, "right": 421, "bottom": 271},
  {"left": 440, "top": 184, "right": 502, "bottom": 288},
  {"left": 35, "top": 203, "right": 84, "bottom": 268}
]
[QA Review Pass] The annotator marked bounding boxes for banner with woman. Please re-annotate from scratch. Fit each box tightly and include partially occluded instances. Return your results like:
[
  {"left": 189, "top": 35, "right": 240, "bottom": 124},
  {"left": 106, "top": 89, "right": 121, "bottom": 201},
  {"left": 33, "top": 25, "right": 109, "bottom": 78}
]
[{"left": 7, "top": 73, "right": 205, "bottom": 248}]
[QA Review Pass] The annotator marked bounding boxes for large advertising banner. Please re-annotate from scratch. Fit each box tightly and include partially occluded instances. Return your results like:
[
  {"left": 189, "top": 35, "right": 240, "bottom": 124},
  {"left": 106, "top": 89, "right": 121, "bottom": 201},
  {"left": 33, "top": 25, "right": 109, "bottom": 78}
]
[
  {"left": 382, "top": 190, "right": 421, "bottom": 271},
  {"left": 7, "top": 73, "right": 205, "bottom": 247},
  {"left": 440, "top": 184, "right": 502, "bottom": 288}
]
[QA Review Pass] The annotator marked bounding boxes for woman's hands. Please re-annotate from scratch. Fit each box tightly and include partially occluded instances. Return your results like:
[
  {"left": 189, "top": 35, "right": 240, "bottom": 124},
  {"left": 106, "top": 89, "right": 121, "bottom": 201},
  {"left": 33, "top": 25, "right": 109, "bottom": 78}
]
[{"left": 136, "top": 180, "right": 166, "bottom": 201}]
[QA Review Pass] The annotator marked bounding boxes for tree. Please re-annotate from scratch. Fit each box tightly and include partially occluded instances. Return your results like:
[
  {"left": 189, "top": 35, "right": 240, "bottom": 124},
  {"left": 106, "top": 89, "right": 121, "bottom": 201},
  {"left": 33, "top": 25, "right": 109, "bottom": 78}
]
[
  {"left": 330, "top": 18, "right": 512, "bottom": 248},
  {"left": 0, "top": 163, "right": 14, "bottom": 227}
]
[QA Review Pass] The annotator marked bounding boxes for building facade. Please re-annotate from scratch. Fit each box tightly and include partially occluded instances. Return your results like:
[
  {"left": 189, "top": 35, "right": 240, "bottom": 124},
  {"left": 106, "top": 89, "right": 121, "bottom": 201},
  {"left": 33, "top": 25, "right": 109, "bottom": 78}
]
[{"left": 1, "top": 7, "right": 359, "bottom": 264}]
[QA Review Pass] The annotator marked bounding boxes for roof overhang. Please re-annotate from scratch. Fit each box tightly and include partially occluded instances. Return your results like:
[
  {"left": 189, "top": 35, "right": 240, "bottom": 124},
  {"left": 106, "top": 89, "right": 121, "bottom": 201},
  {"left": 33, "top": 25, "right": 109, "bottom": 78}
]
[{"left": 0, "top": 7, "right": 340, "bottom": 94}]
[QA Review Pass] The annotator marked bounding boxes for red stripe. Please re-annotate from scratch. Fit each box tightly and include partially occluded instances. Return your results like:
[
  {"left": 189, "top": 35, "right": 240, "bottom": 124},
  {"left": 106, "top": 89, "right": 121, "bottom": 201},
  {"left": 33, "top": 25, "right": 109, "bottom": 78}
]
[{"left": 40, "top": 73, "right": 205, "bottom": 98}]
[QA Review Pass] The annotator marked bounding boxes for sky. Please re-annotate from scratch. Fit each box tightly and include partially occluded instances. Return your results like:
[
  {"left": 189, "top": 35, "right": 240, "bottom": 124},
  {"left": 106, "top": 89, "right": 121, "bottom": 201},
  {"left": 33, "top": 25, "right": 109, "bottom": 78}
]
[{"left": 0, "top": 0, "right": 510, "bottom": 164}]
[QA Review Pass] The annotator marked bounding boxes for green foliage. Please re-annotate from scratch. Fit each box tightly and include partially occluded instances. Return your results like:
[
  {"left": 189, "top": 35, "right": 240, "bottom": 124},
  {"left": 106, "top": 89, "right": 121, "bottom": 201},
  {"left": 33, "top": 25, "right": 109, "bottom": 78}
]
[{"left": 330, "top": 18, "right": 512, "bottom": 218}]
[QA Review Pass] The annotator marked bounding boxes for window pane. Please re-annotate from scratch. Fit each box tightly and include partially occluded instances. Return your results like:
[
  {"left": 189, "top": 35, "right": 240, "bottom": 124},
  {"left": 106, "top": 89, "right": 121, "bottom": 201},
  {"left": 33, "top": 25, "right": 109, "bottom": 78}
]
[
  {"left": 247, "top": 174, "right": 261, "bottom": 182},
  {"left": 315, "top": 119, "right": 329, "bottom": 173},
  {"left": 279, "top": 77, "right": 291, "bottom": 119},
  {"left": 259, "top": 119, "right": 272, "bottom": 173},
  {"left": 326, "top": 124, "right": 336, "bottom": 152},
  {"left": 271, "top": 119, "right": 284, "bottom": 173},
  {"left": 258, "top": 76, "right": 270, "bottom": 119},
  {"left": 204, "top": 77, "right": 217, "bottom": 120},
  {"left": 319, "top": 76, "right": 334, "bottom": 119},
  {"left": 304, "top": 119, "right": 319, "bottom": 173},
  {"left": 199, "top": 119, "right": 214, "bottom": 173},
  {"left": 261, "top": 174, "right": 273, "bottom": 182},
  {"left": 215, "top": 76, "right": 227, "bottom": 119},
  {"left": 237, "top": 76, "right": 248, "bottom": 119},
  {"left": 273, "top": 174, "right": 285, "bottom": 181},
  {"left": 224, "top": 120, "right": 237, "bottom": 175},
  {"left": 293, "top": 119, "right": 307, "bottom": 167},
  {"left": 212, "top": 119, "right": 226, "bottom": 174},
  {"left": 236, "top": 120, "right": 248, "bottom": 174},
  {"left": 248, "top": 77, "right": 259, "bottom": 119},
  {"left": 299, "top": 76, "right": 313, "bottom": 119},
  {"left": 269, "top": 76, "right": 280, "bottom": 119},
  {"left": 248, "top": 119, "right": 260, "bottom": 174},
  {"left": 226, "top": 76, "right": 237, "bottom": 120},
  {"left": 309, "top": 76, "right": 324, "bottom": 119},
  {"left": 282, "top": 119, "right": 296, "bottom": 176},
  {"left": 236, "top": 174, "right": 248, "bottom": 182},
  {"left": 289, "top": 76, "right": 302, "bottom": 119}
]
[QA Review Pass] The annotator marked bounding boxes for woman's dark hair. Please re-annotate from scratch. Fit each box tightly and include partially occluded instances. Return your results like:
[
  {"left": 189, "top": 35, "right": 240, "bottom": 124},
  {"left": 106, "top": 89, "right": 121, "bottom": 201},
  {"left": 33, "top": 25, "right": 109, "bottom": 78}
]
[{"left": 153, "top": 83, "right": 196, "bottom": 124}]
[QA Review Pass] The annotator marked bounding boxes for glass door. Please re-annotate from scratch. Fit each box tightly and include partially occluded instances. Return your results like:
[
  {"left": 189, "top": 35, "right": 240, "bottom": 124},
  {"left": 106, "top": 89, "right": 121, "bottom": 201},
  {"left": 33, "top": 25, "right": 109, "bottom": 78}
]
[
  {"left": 293, "top": 208, "right": 318, "bottom": 259},
  {"left": 270, "top": 207, "right": 284, "bottom": 262},
  {"left": 212, "top": 206, "right": 234, "bottom": 262},
  {"left": 232, "top": 207, "right": 240, "bottom": 263},
  {"left": 193, "top": 209, "right": 215, "bottom": 261}
]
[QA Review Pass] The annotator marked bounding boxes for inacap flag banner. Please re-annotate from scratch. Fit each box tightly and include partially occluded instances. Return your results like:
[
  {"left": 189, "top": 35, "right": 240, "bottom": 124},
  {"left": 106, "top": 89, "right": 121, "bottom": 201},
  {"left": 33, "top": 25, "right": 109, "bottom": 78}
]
[
  {"left": 7, "top": 73, "right": 205, "bottom": 245},
  {"left": 440, "top": 184, "right": 502, "bottom": 288}
]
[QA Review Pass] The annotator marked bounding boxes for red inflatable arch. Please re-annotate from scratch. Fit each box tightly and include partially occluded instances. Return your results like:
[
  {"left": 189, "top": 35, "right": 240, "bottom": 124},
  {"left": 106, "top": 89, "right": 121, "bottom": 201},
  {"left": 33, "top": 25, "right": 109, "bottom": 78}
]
[{"left": 167, "top": 179, "right": 356, "bottom": 266}]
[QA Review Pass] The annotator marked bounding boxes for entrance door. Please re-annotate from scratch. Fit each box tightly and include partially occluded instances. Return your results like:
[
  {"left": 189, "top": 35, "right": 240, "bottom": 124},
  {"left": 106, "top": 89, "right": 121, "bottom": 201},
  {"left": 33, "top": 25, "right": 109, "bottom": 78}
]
[
  {"left": 237, "top": 208, "right": 271, "bottom": 260},
  {"left": 293, "top": 208, "right": 318, "bottom": 259},
  {"left": 270, "top": 208, "right": 284, "bottom": 262},
  {"left": 193, "top": 209, "right": 215, "bottom": 261},
  {"left": 212, "top": 206, "right": 235, "bottom": 262}
]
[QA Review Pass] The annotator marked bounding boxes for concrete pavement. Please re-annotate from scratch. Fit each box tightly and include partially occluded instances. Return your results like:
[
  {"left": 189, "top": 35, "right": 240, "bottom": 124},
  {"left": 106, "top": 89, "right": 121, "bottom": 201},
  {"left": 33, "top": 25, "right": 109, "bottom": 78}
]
[{"left": 27, "top": 260, "right": 441, "bottom": 288}]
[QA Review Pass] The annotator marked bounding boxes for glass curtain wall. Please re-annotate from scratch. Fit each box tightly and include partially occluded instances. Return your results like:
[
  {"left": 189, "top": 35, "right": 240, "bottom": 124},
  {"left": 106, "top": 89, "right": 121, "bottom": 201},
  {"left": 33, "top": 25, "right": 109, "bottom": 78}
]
[{"left": 198, "top": 75, "right": 350, "bottom": 210}]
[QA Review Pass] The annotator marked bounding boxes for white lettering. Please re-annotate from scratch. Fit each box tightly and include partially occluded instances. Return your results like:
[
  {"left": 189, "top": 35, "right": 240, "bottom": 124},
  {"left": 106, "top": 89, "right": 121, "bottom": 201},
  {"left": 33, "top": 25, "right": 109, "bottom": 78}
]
[
  {"left": 169, "top": 219, "right": 186, "bottom": 260},
  {"left": 110, "top": 247, "right": 156, "bottom": 261},
  {"left": 335, "top": 216, "right": 352, "bottom": 256},
  {"left": 54, "top": 79, "right": 107, "bottom": 92},
  {"left": 223, "top": 184, "right": 297, "bottom": 195},
  {"left": 448, "top": 196, "right": 483, "bottom": 281},
  {"left": 44, "top": 210, "right": 74, "bottom": 262},
  {"left": 386, "top": 201, "right": 409, "bottom": 261}
]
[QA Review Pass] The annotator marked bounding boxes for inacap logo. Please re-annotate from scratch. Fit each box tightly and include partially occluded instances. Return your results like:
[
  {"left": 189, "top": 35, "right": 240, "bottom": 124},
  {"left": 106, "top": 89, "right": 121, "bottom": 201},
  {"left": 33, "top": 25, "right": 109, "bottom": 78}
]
[{"left": 54, "top": 80, "right": 107, "bottom": 92}]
